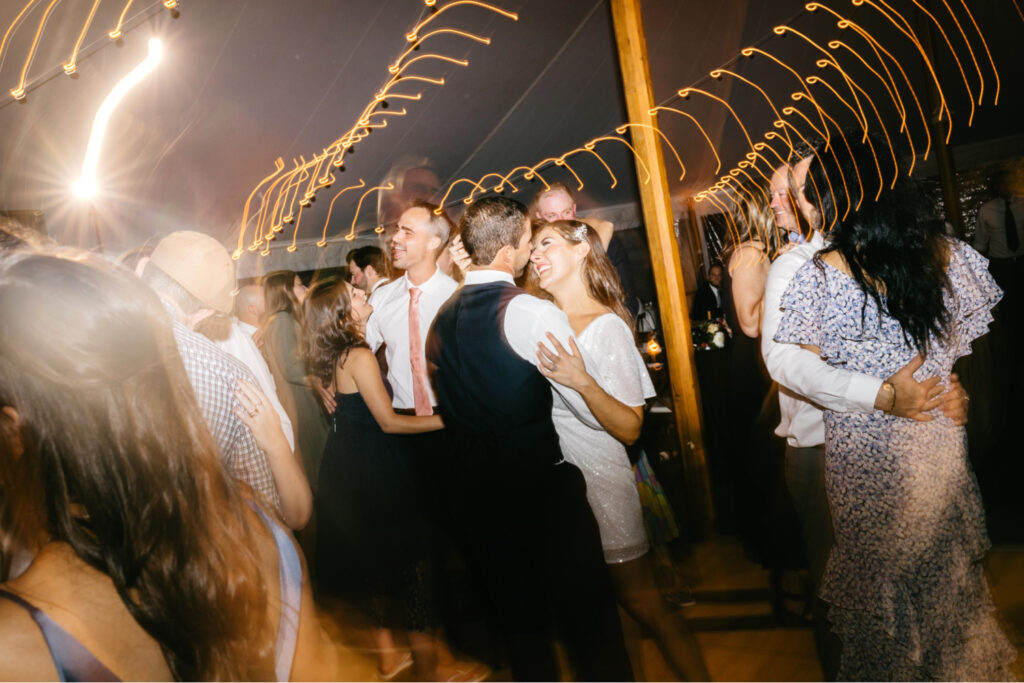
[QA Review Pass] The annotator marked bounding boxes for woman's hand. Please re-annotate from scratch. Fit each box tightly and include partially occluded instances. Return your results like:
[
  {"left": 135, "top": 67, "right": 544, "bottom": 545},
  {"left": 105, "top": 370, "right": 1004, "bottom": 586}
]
[
  {"left": 449, "top": 235, "right": 472, "bottom": 275},
  {"left": 537, "top": 333, "right": 594, "bottom": 392},
  {"left": 310, "top": 375, "right": 337, "bottom": 414},
  {"left": 234, "top": 378, "right": 287, "bottom": 451}
]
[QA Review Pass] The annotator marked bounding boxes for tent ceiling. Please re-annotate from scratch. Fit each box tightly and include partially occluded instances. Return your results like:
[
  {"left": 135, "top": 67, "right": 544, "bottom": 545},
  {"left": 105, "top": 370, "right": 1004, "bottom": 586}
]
[{"left": 0, "top": 0, "right": 1021, "bottom": 259}]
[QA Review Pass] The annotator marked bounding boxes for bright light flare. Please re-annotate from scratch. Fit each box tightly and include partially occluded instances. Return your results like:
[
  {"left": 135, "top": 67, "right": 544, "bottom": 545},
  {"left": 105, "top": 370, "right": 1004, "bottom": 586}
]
[{"left": 73, "top": 37, "right": 162, "bottom": 198}]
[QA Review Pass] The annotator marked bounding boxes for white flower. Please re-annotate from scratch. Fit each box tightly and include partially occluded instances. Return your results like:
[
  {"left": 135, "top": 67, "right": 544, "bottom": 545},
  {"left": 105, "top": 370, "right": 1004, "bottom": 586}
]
[
  {"left": 707, "top": 323, "right": 719, "bottom": 333},
  {"left": 713, "top": 331, "right": 726, "bottom": 347}
]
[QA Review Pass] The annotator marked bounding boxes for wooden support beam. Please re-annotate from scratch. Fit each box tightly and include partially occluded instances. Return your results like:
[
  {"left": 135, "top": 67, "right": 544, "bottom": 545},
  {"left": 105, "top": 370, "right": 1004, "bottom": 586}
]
[{"left": 610, "top": 0, "right": 714, "bottom": 537}]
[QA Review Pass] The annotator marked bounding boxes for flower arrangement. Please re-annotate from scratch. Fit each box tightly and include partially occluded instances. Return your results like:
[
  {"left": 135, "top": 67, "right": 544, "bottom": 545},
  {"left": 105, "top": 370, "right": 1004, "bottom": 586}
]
[{"left": 691, "top": 317, "right": 731, "bottom": 351}]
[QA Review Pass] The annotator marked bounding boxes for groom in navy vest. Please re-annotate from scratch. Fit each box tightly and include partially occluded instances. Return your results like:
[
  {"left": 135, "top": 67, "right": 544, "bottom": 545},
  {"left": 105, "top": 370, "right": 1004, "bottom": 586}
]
[{"left": 426, "top": 197, "right": 632, "bottom": 681}]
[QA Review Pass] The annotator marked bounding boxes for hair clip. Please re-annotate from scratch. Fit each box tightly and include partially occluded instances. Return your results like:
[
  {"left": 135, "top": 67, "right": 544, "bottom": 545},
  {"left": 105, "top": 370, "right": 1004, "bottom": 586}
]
[{"left": 572, "top": 223, "right": 588, "bottom": 242}]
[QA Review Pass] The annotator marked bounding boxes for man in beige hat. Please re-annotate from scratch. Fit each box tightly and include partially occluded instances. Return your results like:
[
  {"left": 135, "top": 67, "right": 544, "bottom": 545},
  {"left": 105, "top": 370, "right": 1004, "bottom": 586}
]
[{"left": 142, "top": 231, "right": 311, "bottom": 529}]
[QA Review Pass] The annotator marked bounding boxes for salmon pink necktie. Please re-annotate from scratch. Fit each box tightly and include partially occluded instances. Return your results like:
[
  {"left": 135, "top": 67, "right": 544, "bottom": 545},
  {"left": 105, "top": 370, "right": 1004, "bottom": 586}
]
[{"left": 408, "top": 287, "right": 432, "bottom": 416}]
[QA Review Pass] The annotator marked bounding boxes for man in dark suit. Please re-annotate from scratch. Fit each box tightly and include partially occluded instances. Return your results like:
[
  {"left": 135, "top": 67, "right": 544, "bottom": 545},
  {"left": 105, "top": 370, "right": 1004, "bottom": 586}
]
[
  {"left": 426, "top": 196, "right": 632, "bottom": 681},
  {"left": 691, "top": 262, "right": 724, "bottom": 320}
]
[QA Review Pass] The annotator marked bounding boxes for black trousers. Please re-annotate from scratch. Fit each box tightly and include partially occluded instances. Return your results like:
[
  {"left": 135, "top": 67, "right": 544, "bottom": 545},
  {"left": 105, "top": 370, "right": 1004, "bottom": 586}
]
[{"left": 445, "top": 441, "right": 632, "bottom": 682}]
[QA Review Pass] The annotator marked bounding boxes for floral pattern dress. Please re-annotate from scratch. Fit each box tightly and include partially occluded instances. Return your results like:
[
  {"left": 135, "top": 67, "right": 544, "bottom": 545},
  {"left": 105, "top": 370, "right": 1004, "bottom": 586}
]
[{"left": 774, "top": 239, "right": 1016, "bottom": 680}]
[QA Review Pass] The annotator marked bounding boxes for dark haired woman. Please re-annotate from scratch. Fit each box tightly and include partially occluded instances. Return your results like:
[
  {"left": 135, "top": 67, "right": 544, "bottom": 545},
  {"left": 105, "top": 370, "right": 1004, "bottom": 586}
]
[
  {"left": 774, "top": 149, "right": 1015, "bottom": 679},
  {"left": 304, "top": 280, "right": 476, "bottom": 681},
  {"left": 263, "top": 270, "right": 328, "bottom": 493},
  {"left": 528, "top": 220, "right": 709, "bottom": 680},
  {"left": 0, "top": 252, "right": 333, "bottom": 680}
]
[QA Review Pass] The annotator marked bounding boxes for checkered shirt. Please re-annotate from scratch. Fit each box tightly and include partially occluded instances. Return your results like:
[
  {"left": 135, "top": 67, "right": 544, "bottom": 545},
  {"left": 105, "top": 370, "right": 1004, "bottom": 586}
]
[{"left": 169, "top": 315, "right": 282, "bottom": 513}]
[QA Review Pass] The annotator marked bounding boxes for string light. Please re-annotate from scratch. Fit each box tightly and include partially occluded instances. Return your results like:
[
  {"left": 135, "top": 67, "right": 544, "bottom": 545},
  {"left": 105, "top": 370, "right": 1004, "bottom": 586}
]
[
  {"left": 615, "top": 123, "right": 686, "bottom": 180},
  {"left": 389, "top": 28, "right": 491, "bottom": 73},
  {"left": 852, "top": 0, "right": 952, "bottom": 141},
  {"left": 109, "top": 0, "right": 136, "bottom": 40},
  {"left": 317, "top": 180, "right": 366, "bottom": 247},
  {"left": 955, "top": 0, "right": 1000, "bottom": 104},
  {"left": 405, "top": 0, "right": 518, "bottom": 42},
  {"left": 711, "top": 67, "right": 793, "bottom": 150},
  {"left": 11, "top": 0, "right": 61, "bottom": 100},
  {"left": 234, "top": 158, "right": 285, "bottom": 259},
  {"left": 239, "top": 0, "right": 517, "bottom": 255},
  {"left": 345, "top": 183, "right": 394, "bottom": 241},
  {"left": 740, "top": 46, "right": 829, "bottom": 144},
  {"left": 678, "top": 87, "right": 757, "bottom": 158},
  {"left": 62, "top": 0, "right": 102, "bottom": 75},
  {"left": 650, "top": 106, "right": 722, "bottom": 173},
  {"left": 73, "top": 38, "right": 163, "bottom": 198},
  {"left": 773, "top": 25, "right": 870, "bottom": 133}
]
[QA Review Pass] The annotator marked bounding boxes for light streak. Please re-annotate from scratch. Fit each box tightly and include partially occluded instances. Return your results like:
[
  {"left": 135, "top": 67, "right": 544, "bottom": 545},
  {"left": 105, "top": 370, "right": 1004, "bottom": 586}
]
[
  {"left": 740, "top": 46, "right": 828, "bottom": 146},
  {"left": 108, "top": 0, "right": 134, "bottom": 39},
  {"left": 73, "top": 37, "right": 162, "bottom": 198},
  {"left": 585, "top": 135, "right": 651, "bottom": 184},
  {"left": 436, "top": 177, "right": 488, "bottom": 209},
  {"left": 405, "top": 0, "right": 518, "bottom": 42},
  {"left": 11, "top": 0, "right": 61, "bottom": 100},
  {"left": 678, "top": 87, "right": 756, "bottom": 157},
  {"left": 1, "top": 2, "right": 38, "bottom": 73},
  {"left": 253, "top": 172, "right": 293, "bottom": 248},
  {"left": 287, "top": 206, "right": 306, "bottom": 252},
  {"left": 650, "top": 106, "right": 722, "bottom": 173},
  {"left": 933, "top": 0, "right": 983, "bottom": 106},
  {"left": 805, "top": 73, "right": 867, "bottom": 138},
  {"left": 62, "top": 0, "right": 102, "bottom": 75},
  {"left": 852, "top": 0, "right": 952, "bottom": 141},
  {"left": 905, "top": 0, "right": 974, "bottom": 125},
  {"left": 784, "top": 105, "right": 856, "bottom": 218},
  {"left": 819, "top": 8, "right": 932, "bottom": 160},
  {"left": 346, "top": 183, "right": 394, "bottom": 240},
  {"left": 388, "top": 53, "right": 468, "bottom": 78},
  {"left": 577, "top": 146, "right": 619, "bottom": 189},
  {"left": 317, "top": 180, "right": 365, "bottom": 247},
  {"left": 553, "top": 156, "right": 584, "bottom": 190},
  {"left": 389, "top": 28, "right": 490, "bottom": 73},
  {"left": 773, "top": 25, "right": 869, "bottom": 136},
  {"left": 521, "top": 165, "right": 550, "bottom": 189},
  {"left": 233, "top": 158, "right": 285, "bottom": 260},
  {"left": 956, "top": 0, "right": 999, "bottom": 105},
  {"left": 615, "top": 123, "right": 686, "bottom": 180},
  {"left": 731, "top": 167, "right": 769, "bottom": 204},
  {"left": 711, "top": 67, "right": 792, "bottom": 149}
]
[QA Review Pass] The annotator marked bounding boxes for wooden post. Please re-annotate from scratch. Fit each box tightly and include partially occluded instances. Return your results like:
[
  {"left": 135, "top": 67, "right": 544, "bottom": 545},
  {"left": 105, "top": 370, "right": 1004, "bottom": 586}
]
[{"left": 611, "top": 0, "right": 714, "bottom": 537}]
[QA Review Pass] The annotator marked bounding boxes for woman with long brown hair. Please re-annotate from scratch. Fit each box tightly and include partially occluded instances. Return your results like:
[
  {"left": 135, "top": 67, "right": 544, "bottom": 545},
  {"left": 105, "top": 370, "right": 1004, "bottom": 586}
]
[
  {"left": 528, "top": 220, "right": 709, "bottom": 680},
  {"left": 262, "top": 270, "right": 328, "bottom": 494},
  {"left": 0, "top": 251, "right": 333, "bottom": 680},
  {"left": 303, "top": 279, "right": 480, "bottom": 681}
]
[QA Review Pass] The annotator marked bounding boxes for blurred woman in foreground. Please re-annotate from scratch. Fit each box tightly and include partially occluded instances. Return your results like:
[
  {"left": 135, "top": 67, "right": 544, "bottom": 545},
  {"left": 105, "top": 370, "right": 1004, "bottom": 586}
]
[{"left": 0, "top": 251, "right": 333, "bottom": 680}]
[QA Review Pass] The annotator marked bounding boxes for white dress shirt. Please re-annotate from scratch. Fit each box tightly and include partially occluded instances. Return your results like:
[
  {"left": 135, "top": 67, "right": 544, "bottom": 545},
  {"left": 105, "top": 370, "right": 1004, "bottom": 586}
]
[
  {"left": 973, "top": 196, "right": 1024, "bottom": 258},
  {"left": 368, "top": 277, "right": 391, "bottom": 305},
  {"left": 216, "top": 320, "right": 295, "bottom": 451},
  {"left": 761, "top": 231, "right": 882, "bottom": 447},
  {"left": 461, "top": 269, "right": 602, "bottom": 430},
  {"left": 366, "top": 268, "right": 458, "bottom": 409}
]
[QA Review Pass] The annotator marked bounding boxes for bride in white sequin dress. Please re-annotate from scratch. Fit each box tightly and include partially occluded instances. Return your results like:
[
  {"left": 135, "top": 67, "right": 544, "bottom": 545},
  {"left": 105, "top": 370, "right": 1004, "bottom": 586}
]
[{"left": 528, "top": 219, "right": 708, "bottom": 680}]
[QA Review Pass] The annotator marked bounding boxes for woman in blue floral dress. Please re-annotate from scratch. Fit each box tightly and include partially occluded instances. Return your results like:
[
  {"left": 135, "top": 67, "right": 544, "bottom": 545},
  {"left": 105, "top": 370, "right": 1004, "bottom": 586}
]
[{"left": 773, "top": 145, "right": 1016, "bottom": 680}]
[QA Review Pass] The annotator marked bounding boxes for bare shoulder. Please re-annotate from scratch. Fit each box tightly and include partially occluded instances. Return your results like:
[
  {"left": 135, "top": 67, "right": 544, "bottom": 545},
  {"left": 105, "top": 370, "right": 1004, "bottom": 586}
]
[
  {"left": 819, "top": 249, "right": 850, "bottom": 273},
  {"left": 0, "top": 593, "right": 60, "bottom": 680}
]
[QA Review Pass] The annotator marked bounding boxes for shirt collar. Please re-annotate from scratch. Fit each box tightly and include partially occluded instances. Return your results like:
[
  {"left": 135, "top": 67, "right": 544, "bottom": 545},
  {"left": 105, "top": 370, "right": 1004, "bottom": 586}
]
[
  {"left": 808, "top": 230, "right": 827, "bottom": 249},
  {"left": 403, "top": 267, "right": 445, "bottom": 293},
  {"left": 463, "top": 269, "right": 515, "bottom": 286}
]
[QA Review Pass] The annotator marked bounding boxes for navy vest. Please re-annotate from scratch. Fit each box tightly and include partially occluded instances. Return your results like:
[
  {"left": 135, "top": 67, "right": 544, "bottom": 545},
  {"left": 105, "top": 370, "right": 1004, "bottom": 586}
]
[{"left": 426, "top": 281, "right": 562, "bottom": 469}]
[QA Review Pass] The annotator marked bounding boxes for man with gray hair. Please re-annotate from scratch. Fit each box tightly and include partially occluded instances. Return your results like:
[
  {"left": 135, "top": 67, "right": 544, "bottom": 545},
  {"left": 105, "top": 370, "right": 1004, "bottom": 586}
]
[{"left": 141, "top": 231, "right": 311, "bottom": 529}]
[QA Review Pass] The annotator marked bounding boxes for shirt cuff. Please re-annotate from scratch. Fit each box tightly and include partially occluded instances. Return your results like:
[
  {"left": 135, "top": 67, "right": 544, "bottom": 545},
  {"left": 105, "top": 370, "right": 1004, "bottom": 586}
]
[{"left": 847, "top": 372, "right": 884, "bottom": 413}]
